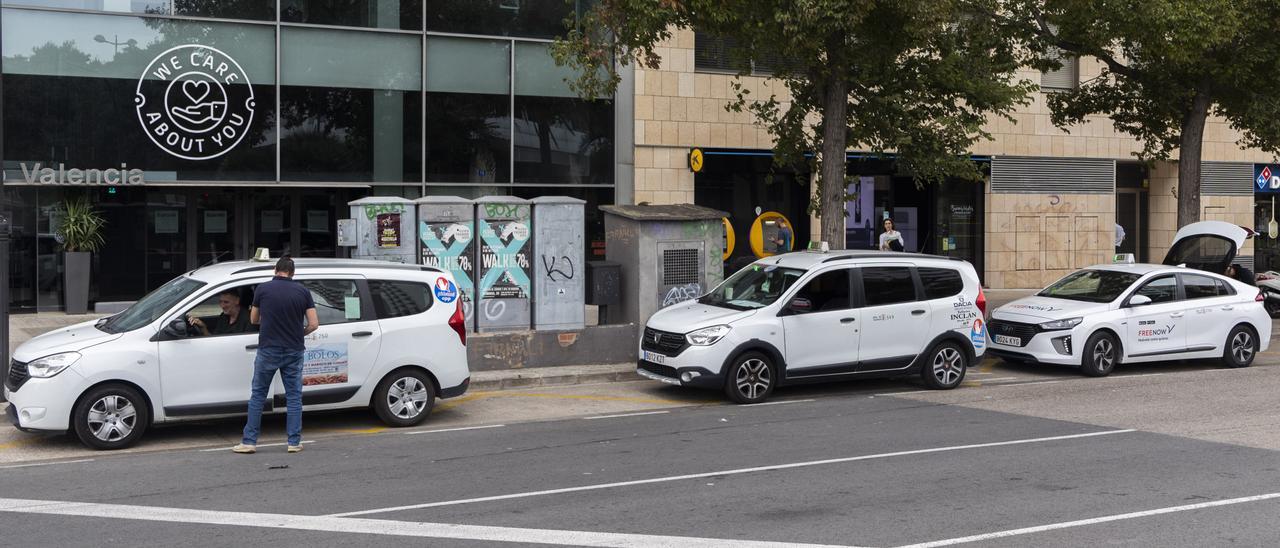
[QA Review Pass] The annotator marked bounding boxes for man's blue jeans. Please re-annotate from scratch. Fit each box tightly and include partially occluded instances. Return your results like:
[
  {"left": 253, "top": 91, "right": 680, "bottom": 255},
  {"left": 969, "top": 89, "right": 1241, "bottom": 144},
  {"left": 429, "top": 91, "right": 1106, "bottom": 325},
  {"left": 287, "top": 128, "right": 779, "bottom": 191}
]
[{"left": 242, "top": 347, "right": 304, "bottom": 446}]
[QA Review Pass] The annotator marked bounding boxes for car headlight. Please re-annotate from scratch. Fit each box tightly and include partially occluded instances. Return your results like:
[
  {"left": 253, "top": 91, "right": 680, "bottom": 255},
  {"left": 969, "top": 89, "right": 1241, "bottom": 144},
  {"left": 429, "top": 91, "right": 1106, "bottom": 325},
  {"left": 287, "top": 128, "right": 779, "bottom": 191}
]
[
  {"left": 1039, "top": 317, "right": 1083, "bottom": 331},
  {"left": 27, "top": 352, "right": 81, "bottom": 378},
  {"left": 686, "top": 325, "right": 731, "bottom": 346}
]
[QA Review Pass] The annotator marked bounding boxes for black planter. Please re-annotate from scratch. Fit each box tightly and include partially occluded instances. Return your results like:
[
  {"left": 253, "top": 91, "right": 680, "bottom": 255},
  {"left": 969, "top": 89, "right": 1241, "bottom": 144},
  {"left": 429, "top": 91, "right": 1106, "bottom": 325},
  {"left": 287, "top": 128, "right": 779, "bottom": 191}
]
[{"left": 64, "top": 251, "right": 91, "bottom": 315}]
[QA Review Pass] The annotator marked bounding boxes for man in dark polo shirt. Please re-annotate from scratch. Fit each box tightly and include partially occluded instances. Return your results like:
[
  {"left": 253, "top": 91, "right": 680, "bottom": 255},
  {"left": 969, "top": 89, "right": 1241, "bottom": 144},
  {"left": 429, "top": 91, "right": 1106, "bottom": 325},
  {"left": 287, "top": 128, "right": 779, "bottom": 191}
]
[{"left": 233, "top": 256, "right": 318, "bottom": 454}]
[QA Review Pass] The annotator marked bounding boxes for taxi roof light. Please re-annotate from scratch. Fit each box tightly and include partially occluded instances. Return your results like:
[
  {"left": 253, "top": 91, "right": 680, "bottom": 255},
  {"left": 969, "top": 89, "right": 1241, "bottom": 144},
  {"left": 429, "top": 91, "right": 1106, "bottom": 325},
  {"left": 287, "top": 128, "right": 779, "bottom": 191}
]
[{"left": 1113, "top": 253, "right": 1135, "bottom": 264}]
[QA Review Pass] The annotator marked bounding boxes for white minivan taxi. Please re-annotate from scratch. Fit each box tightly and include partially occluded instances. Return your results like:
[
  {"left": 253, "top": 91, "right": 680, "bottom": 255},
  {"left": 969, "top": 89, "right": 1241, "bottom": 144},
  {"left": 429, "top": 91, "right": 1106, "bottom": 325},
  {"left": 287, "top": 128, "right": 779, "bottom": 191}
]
[
  {"left": 988, "top": 221, "right": 1271, "bottom": 376},
  {"left": 638, "top": 250, "right": 987, "bottom": 403},
  {"left": 5, "top": 258, "right": 471, "bottom": 449}
]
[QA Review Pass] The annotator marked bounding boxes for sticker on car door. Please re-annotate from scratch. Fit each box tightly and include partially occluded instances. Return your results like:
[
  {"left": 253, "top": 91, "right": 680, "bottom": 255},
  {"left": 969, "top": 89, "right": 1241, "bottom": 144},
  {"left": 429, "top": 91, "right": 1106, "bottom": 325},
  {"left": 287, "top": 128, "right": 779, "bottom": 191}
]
[{"left": 303, "top": 343, "right": 350, "bottom": 386}]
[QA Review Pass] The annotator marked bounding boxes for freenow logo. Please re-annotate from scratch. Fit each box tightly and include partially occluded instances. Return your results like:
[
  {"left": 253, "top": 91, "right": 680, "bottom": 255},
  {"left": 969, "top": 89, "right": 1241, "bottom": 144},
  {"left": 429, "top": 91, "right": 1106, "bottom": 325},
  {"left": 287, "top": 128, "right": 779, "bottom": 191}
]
[
  {"left": 1138, "top": 324, "right": 1176, "bottom": 337},
  {"left": 135, "top": 45, "right": 256, "bottom": 161}
]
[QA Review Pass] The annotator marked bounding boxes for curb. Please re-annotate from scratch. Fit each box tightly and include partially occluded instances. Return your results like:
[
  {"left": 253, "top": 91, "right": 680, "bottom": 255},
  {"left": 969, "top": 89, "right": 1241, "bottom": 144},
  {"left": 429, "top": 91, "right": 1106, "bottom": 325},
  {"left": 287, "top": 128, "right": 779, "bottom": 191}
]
[{"left": 469, "top": 363, "right": 641, "bottom": 392}]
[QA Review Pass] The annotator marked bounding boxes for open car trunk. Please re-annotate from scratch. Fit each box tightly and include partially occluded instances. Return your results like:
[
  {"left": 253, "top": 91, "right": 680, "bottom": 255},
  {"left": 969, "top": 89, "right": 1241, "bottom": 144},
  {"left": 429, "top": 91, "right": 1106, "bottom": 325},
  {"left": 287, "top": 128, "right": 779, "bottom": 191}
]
[{"left": 1162, "top": 221, "right": 1254, "bottom": 274}]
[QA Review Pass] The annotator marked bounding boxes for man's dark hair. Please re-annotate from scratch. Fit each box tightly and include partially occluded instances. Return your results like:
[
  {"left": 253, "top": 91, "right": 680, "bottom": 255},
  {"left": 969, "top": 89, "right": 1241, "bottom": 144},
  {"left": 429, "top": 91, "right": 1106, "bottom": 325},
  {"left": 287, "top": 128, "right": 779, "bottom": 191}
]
[
  {"left": 275, "top": 255, "right": 295, "bottom": 276},
  {"left": 218, "top": 289, "right": 241, "bottom": 300}
]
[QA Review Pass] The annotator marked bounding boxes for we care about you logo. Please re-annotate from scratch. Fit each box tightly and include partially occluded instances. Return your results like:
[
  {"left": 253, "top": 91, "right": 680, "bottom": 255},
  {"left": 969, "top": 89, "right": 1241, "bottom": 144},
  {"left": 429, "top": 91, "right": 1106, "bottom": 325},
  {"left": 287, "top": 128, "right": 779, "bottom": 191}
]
[{"left": 135, "top": 45, "right": 256, "bottom": 161}]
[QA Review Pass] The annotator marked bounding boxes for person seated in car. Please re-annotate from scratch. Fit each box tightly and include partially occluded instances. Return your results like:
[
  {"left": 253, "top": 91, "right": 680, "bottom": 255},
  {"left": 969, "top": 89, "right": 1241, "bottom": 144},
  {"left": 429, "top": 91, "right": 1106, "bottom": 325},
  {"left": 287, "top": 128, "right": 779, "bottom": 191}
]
[{"left": 188, "top": 289, "right": 250, "bottom": 336}]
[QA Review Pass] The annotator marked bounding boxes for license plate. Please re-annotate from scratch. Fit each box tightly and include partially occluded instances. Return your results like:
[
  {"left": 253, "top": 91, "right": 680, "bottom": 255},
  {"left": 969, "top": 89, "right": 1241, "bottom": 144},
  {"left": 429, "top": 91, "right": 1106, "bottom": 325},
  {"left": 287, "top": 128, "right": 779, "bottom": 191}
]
[
  {"left": 641, "top": 350, "right": 667, "bottom": 365},
  {"left": 993, "top": 334, "right": 1022, "bottom": 346}
]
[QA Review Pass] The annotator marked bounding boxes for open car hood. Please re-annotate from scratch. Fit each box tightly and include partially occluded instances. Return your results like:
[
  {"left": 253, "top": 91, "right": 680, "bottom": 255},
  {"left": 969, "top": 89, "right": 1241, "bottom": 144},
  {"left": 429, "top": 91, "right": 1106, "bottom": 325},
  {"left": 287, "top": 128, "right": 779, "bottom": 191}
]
[{"left": 1162, "top": 221, "right": 1253, "bottom": 275}]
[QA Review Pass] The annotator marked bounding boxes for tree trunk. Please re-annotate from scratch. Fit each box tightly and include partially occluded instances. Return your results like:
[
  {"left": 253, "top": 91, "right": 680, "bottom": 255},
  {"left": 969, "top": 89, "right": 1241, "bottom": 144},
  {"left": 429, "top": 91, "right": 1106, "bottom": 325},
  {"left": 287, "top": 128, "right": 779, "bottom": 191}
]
[
  {"left": 819, "top": 75, "right": 850, "bottom": 249},
  {"left": 1177, "top": 90, "right": 1212, "bottom": 228}
]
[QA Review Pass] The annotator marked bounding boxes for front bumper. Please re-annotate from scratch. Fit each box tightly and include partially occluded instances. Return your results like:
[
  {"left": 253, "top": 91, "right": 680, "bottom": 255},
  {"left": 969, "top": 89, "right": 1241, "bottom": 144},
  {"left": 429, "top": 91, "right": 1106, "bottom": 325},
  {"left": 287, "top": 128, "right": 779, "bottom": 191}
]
[
  {"left": 636, "top": 360, "right": 723, "bottom": 390},
  {"left": 987, "top": 330, "right": 1080, "bottom": 367},
  {"left": 4, "top": 371, "right": 82, "bottom": 432}
]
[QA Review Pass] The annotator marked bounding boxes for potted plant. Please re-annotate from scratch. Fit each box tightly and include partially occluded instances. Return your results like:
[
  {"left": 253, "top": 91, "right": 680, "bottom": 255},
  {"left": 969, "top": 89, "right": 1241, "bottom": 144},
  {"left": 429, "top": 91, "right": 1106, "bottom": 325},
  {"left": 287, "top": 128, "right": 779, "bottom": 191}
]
[{"left": 56, "top": 197, "right": 105, "bottom": 314}]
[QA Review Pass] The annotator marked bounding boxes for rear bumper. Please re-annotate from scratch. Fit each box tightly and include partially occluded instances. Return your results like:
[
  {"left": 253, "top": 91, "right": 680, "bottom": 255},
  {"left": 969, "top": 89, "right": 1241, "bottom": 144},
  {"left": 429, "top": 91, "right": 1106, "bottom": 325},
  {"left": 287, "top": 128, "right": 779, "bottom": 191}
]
[{"left": 439, "top": 377, "right": 469, "bottom": 399}]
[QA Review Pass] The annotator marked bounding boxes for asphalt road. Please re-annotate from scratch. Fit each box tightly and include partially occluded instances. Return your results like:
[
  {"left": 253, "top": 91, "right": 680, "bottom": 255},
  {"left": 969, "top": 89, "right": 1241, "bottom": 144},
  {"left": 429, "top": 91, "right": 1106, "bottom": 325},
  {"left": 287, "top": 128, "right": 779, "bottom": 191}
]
[{"left": 4, "top": 348, "right": 1280, "bottom": 547}]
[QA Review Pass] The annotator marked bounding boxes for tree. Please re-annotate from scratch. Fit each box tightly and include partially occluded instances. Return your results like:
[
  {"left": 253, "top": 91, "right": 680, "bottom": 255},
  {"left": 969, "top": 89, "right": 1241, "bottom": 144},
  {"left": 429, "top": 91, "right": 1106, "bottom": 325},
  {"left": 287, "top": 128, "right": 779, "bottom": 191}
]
[
  {"left": 1007, "top": 1, "right": 1280, "bottom": 226},
  {"left": 555, "top": 1, "right": 1037, "bottom": 248}
]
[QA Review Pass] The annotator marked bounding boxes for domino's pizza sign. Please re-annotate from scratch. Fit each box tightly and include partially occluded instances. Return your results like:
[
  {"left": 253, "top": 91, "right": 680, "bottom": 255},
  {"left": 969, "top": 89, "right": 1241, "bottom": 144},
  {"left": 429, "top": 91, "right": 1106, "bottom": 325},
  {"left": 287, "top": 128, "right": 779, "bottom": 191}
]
[{"left": 1256, "top": 164, "right": 1280, "bottom": 193}]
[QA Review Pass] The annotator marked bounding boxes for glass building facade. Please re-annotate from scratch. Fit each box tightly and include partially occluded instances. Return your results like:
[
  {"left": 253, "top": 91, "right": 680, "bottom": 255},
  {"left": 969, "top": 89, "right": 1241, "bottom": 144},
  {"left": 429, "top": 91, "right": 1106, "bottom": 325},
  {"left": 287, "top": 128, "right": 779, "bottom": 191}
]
[{"left": 0, "top": 1, "right": 614, "bottom": 311}]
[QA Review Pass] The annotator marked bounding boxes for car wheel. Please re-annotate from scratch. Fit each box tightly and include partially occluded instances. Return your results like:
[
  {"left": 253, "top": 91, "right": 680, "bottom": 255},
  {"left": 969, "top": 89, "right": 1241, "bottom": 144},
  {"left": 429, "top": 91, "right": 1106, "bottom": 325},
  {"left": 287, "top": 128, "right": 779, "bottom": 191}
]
[
  {"left": 72, "top": 384, "right": 149, "bottom": 450},
  {"left": 1080, "top": 332, "right": 1119, "bottom": 377},
  {"left": 723, "top": 352, "right": 775, "bottom": 404},
  {"left": 921, "top": 342, "right": 967, "bottom": 390},
  {"left": 1222, "top": 325, "right": 1258, "bottom": 369},
  {"left": 373, "top": 368, "right": 436, "bottom": 427}
]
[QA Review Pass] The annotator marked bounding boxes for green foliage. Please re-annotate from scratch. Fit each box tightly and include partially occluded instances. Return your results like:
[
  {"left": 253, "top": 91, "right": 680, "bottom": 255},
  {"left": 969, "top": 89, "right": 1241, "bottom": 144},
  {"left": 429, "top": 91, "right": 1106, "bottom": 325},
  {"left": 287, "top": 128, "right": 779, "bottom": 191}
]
[
  {"left": 554, "top": 0, "right": 1038, "bottom": 246},
  {"left": 56, "top": 198, "right": 106, "bottom": 254}
]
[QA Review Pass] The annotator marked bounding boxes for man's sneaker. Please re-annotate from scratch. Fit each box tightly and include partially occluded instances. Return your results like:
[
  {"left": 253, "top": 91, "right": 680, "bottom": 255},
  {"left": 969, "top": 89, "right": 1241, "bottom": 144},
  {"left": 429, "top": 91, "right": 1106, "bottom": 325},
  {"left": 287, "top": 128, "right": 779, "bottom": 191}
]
[
  {"left": 287, "top": 444, "right": 304, "bottom": 453},
  {"left": 231, "top": 444, "right": 256, "bottom": 454}
]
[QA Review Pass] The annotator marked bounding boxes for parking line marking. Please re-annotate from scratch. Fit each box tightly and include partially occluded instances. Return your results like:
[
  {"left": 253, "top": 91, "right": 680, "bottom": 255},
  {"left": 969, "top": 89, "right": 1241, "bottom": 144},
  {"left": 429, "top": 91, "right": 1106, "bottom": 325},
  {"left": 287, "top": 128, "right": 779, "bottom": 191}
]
[
  {"left": 404, "top": 424, "right": 505, "bottom": 435},
  {"left": 976, "top": 377, "right": 1022, "bottom": 383},
  {"left": 0, "top": 497, "right": 867, "bottom": 548},
  {"left": 894, "top": 492, "right": 1280, "bottom": 548},
  {"left": 327, "top": 429, "right": 1136, "bottom": 517},
  {"left": 0, "top": 459, "right": 94, "bottom": 470},
  {"left": 584, "top": 411, "right": 669, "bottom": 420},
  {"left": 741, "top": 399, "right": 816, "bottom": 407},
  {"left": 199, "top": 440, "right": 315, "bottom": 452}
]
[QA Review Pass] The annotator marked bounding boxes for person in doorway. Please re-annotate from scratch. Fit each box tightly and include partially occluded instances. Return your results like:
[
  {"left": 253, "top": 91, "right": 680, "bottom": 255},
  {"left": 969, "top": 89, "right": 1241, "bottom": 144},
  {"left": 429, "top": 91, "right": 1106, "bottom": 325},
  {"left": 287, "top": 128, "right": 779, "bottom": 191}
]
[
  {"left": 1226, "top": 263, "right": 1257, "bottom": 287},
  {"left": 773, "top": 220, "right": 793, "bottom": 253},
  {"left": 233, "top": 256, "right": 319, "bottom": 454},
  {"left": 1114, "top": 223, "right": 1126, "bottom": 248},
  {"left": 188, "top": 289, "right": 249, "bottom": 336},
  {"left": 879, "top": 218, "right": 905, "bottom": 252}
]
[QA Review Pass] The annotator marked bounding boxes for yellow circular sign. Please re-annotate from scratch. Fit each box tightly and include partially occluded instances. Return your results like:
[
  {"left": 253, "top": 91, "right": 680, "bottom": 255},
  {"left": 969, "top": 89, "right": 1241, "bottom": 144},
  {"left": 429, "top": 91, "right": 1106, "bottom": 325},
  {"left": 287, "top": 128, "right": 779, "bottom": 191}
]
[
  {"left": 689, "top": 148, "right": 705, "bottom": 173},
  {"left": 749, "top": 211, "right": 794, "bottom": 258},
  {"left": 722, "top": 218, "right": 736, "bottom": 261}
]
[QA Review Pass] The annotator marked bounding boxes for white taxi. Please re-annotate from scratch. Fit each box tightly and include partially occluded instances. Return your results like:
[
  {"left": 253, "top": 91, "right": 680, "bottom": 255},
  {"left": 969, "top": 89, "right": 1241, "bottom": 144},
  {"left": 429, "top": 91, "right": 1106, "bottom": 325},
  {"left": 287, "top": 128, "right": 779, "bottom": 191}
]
[{"left": 988, "top": 221, "right": 1270, "bottom": 376}]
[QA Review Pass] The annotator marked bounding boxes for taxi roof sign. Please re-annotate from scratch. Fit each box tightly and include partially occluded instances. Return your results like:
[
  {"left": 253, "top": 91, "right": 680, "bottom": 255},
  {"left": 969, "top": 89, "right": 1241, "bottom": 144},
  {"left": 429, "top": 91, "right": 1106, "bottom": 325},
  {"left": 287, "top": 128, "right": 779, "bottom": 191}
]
[{"left": 1113, "top": 253, "right": 1135, "bottom": 264}]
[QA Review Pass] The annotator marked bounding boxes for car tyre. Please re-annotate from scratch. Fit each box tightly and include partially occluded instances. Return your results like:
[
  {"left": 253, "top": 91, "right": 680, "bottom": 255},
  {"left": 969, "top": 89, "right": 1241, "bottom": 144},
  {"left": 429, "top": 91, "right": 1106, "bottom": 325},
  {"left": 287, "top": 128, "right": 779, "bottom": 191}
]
[
  {"left": 723, "top": 352, "right": 775, "bottom": 404},
  {"left": 373, "top": 368, "right": 436, "bottom": 427},
  {"left": 921, "top": 341, "right": 967, "bottom": 390},
  {"left": 1222, "top": 325, "right": 1257, "bottom": 369},
  {"left": 1080, "top": 331, "right": 1119, "bottom": 377},
  {"left": 72, "top": 383, "right": 149, "bottom": 450}
]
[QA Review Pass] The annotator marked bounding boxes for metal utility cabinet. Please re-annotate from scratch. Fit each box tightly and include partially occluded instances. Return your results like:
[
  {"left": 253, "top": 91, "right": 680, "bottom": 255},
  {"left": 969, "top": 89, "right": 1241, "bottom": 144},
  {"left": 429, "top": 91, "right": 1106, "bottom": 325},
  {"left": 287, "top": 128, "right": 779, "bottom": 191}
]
[
  {"left": 475, "top": 196, "right": 533, "bottom": 331},
  {"left": 417, "top": 196, "right": 477, "bottom": 327},
  {"left": 600, "top": 204, "right": 727, "bottom": 328},
  {"left": 347, "top": 197, "right": 416, "bottom": 263},
  {"left": 531, "top": 196, "right": 586, "bottom": 331}
]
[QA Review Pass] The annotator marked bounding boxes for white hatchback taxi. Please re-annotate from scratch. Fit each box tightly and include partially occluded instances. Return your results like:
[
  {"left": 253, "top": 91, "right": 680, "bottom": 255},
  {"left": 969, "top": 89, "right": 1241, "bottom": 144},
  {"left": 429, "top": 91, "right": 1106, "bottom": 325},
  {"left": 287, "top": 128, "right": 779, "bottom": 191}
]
[
  {"left": 989, "top": 221, "right": 1271, "bottom": 376},
  {"left": 5, "top": 258, "right": 471, "bottom": 449},
  {"left": 638, "top": 250, "right": 988, "bottom": 403}
]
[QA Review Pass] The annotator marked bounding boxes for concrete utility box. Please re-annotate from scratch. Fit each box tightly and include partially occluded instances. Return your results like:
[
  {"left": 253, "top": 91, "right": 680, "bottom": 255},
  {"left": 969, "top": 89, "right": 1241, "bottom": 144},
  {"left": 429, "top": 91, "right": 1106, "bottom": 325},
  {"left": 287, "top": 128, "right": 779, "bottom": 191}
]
[
  {"left": 475, "top": 196, "right": 533, "bottom": 331},
  {"left": 601, "top": 204, "right": 727, "bottom": 328},
  {"left": 531, "top": 196, "right": 586, "bottom": 331},
  {"left": 347, "top": 197, "right": 416, "bottom": 263},
  {"left": 417, "top": 196, "right": 477, "bottom": 328}
]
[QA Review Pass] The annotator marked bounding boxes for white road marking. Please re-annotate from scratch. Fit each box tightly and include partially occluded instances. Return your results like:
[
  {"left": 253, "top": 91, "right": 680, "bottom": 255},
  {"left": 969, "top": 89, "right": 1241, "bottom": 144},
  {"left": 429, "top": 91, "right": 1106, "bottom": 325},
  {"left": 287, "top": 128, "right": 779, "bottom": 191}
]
[
  {"left": 0, "top": 459, "right": 94, "bottom": 470},
  {"left": 0, "top": 497, "right": 867, "bottom": 548},
  {"left": 199, "top": 440, "right": 315, "bottom": 452},
  {"left": 1112, "top": 373, "right": 1166, "bottom": 379},
  {"left": 404, "top": 424, "right": 505, "bottom": 435},
  {"left": 741, "top": 399, "right": 816, "bottom": 407},
  {"left": 328, "top": 429, "right": 1136, "bottom": 517},
  {"left": 894, "top": 492, "right": 1280, "bottom": 548},
  {"left": 875, "top": 390, "right": 937, "bottom": 396},
  {"left": 1010, "top": 380, "right": 1064, "bottom": 386},
  {"left": 584, "top": 411, "right": 670, "bottom": 420},
  {"left": 972, "top": 377, "right": 1021, "bottom": 383}
]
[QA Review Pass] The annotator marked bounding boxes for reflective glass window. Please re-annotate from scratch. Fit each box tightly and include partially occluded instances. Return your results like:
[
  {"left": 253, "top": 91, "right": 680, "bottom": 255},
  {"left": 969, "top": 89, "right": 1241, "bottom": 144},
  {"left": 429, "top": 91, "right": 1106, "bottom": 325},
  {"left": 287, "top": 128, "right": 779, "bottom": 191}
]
[
  {"left": 175, "top": 0, "right": 273, "bottom": 20},
  {"left": 369, "top": 280, "right": 433, "bottom": 318},
  {"left": 1, "top": 1, "right": 170, "bottom": 15},
  {"left": 282, "top": 0, "right": 422, "bottom": 30},
  {"left": 426, "top": 0, "right": 577, "bottom": 39},
  {"left": 861, "top": 267, "right": 917, "bottom": 307},
  {"left": 425, "top": 37, "right": 511, "bottom": 183},
  {"left": 919, "top": 267, "right": 963, "bottom": 300},
  {"left": 280, "top": 27, "right": 422, "bottom": 182},
  {"left": 513, "top": 43, "right": 612, "bottom": 185},
  {"left": 1134, "top": 276, "right": 1179, "bottom": 304},
  {"left": 2, "top": 9, "right": 277, "bottom": 182}
]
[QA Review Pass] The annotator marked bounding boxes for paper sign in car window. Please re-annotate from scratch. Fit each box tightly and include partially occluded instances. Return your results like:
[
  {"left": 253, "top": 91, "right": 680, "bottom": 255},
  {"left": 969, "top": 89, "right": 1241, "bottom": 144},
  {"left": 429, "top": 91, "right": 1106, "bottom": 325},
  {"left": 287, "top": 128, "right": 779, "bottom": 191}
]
[{"left": 344, "top": 297, "right": 361, "bottom": 320}]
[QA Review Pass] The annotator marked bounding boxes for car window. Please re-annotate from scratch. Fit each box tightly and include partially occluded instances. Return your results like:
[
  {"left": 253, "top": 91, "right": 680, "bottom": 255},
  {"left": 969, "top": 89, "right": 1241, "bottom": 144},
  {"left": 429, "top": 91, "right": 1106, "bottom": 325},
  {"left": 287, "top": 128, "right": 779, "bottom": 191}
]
[
  {"left": 861, "top": 267, "right": 916, "bottom": 307},
  {"left": 369, "top": 280, "right": 434, "bottom": 318},
  {"left": 100, "top": 276, "right": 206, "bottom": 333},
  {"left": 1216, "top": 278, "right": 1236, "bottom": 296},
  {"left": 1038, "top": 269, "right": 1141, "bottom": 303},
  {"left": 1134, "top": 276, "right": 1178, "bottom": 304},
  {"left": 178, "top": 284, "right": 258, "bottom": 337},
  {"left": 791, "top": 269, "right": 851, "bottom": 313},
  {"left": 919, "top": 267, "right": 963, "bottom": 300},
  {"left": 1183, "top": 274, "right": 1221, "bottom": 300},
  {"left": 300, "top": 280, "right": 362, "bottom": 324},
  {"left": 700, "top": 265, "right": 805, "bottom": 310}
]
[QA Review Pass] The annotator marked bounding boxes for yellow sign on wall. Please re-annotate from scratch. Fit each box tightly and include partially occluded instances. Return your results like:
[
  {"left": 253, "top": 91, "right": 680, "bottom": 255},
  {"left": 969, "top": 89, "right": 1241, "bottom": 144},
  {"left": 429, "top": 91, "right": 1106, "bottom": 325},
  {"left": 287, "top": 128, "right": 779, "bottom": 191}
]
[
  {"left": 688, "top": 148, "right": 704, "bottom": 173},
  {"left": 722, "top": 217, "right": 735, "bottom": 260}
]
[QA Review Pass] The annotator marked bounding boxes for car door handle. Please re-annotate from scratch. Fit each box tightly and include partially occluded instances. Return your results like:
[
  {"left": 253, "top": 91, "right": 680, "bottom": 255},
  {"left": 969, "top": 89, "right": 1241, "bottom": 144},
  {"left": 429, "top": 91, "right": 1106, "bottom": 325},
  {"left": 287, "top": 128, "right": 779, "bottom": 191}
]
[
  {"left": 1221, "top": 306, "right": 1234, "bottom": 311},
  {"left": 353, "top": 331, "right": 374, "bottom": 338},
  {"left": 912, "top": 309, "right": 927, "bottom": 316},
  {"left": 840, "top": 318, "right": 856, "bottom": 324},
  {"left": 245, "top": 344, "right": 259, "bottom": 350},
  {"left": 1169, "top": 313, "right": 1184, "bottom": 318}
]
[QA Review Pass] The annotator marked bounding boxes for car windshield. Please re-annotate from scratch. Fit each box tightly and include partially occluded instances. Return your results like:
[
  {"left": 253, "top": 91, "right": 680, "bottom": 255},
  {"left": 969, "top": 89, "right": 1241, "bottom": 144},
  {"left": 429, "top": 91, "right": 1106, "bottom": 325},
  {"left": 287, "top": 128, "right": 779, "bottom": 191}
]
[
  {"left": 1037, "top": 269, "right": 1140, "bottom": 303},
  {"left": 699, "top": 264, "right": 804, "bottom": 310},
  {"left": 98, "top": 276, "right": 207, "bottom": 334}
]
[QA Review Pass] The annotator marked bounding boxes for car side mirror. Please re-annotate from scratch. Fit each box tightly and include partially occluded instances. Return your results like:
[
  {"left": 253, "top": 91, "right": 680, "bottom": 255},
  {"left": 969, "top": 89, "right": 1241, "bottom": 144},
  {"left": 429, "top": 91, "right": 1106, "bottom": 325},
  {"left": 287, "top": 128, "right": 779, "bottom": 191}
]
[
  {"left": 787, "top": 297, "right": 813, "bottom": 314},
  {"left": 1128, "top": 295, "right": 1153, "bottom": 307},
  {"left": 161, "top": 318, "right": 189, "bottom": 339}
]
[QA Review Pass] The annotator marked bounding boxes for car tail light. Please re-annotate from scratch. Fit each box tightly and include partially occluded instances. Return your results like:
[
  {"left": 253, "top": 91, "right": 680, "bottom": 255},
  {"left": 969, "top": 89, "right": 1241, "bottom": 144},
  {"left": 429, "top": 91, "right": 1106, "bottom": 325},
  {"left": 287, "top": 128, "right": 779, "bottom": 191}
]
[
  {"left": 449, "top": 300, "right": 466, "bottom": 345},
  {"left": 976, "top": 286, "right": 987, "bottom": 317},
  {"left": 1257, "top": 290, "right": 1266, "bottom": 303}
]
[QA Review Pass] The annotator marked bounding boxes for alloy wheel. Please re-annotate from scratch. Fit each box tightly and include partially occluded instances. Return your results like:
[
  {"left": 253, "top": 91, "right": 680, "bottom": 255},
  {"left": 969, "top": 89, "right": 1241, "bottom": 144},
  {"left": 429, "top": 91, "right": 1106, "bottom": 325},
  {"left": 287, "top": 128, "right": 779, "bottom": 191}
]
[
  {"left": 1232, "top": 331, "right": 1254, "bottom": 364},
  {"left": 387, "top": 377, "right": 429, "bottom": 420},
  {"left": 932, "top": 347, "right": 963, "bottom": 386},
  {"left": 87, "top": 395, "right": 137, "bottom": 443},
  {"left": 1093, "top": 339, "right": 1114, "bottom": 369},
  {"left": 735, "top": 359, "right": 771, "bottom": 400}
]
